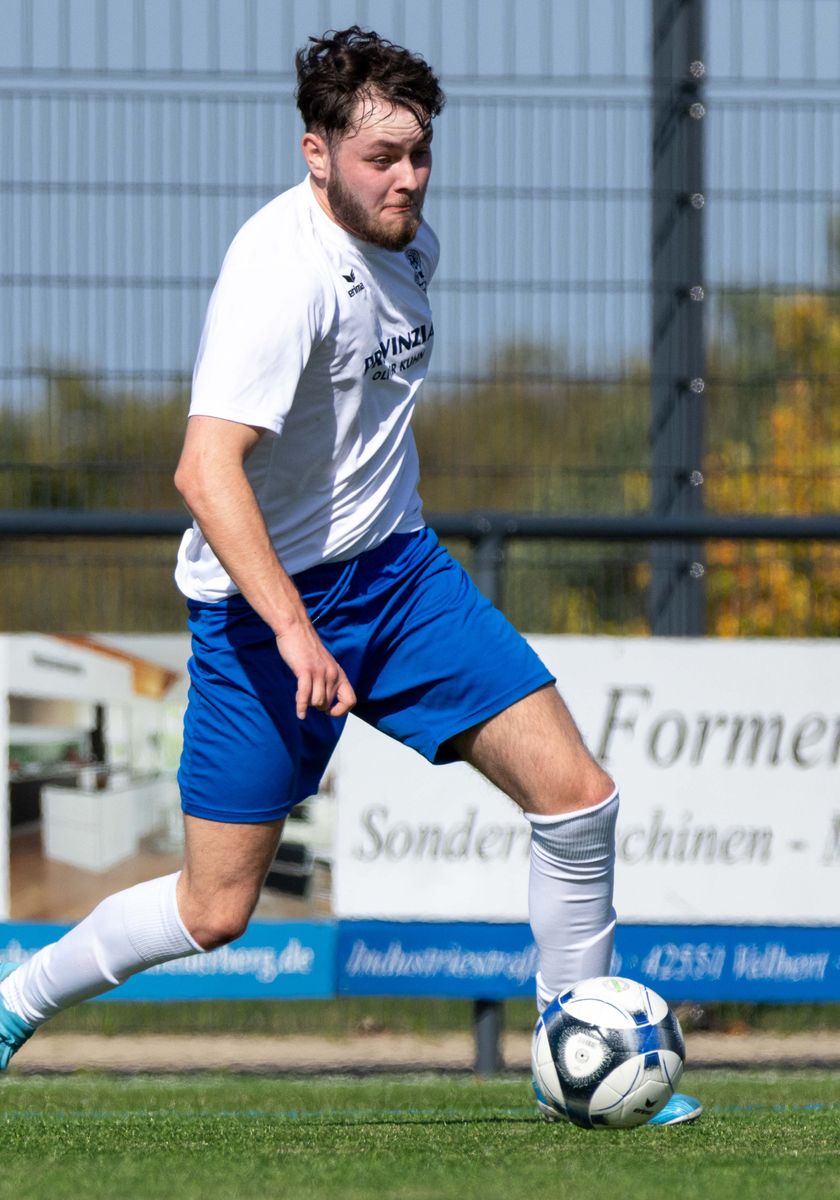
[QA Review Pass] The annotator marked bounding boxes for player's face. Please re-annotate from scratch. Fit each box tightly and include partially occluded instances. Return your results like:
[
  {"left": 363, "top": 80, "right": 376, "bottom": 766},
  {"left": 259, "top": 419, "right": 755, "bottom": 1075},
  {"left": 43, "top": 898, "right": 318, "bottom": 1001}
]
[{"left": 305, "top": 97, "right": 433, "bottom": 251}]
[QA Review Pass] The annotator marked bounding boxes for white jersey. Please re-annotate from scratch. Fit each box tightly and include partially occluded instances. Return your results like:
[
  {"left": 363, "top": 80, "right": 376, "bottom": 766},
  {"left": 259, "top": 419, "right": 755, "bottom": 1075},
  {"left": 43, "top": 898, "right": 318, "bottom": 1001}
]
[{"left": 175, "top": 177, "right": 439, "bottom": 602}]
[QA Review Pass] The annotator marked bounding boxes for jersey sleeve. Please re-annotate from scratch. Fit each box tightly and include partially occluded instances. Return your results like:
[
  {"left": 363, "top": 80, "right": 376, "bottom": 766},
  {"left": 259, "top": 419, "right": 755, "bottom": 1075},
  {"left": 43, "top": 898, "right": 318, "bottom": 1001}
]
[{"left": 189, "top": 222, "right": 335, "bottom": 435}]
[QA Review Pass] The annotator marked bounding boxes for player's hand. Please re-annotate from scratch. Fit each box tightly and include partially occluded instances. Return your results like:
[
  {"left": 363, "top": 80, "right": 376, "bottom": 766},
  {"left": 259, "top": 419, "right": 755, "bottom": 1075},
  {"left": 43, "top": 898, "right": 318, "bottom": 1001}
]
[{"left": 274, "top": 620, "right": 356, "bottom": 720}]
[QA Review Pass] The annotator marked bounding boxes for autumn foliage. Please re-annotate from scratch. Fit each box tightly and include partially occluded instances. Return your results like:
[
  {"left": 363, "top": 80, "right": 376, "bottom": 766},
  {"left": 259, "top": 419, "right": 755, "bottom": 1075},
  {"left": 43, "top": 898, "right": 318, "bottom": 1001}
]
[{"left": 705, "top": 291, "right": 840, "bottom": 637}]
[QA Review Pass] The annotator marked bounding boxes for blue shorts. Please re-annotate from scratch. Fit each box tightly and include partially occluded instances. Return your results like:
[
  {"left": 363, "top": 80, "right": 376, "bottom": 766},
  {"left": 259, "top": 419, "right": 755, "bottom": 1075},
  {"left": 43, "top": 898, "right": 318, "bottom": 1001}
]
[{"left": 178, "top": 528, "right": 554, "bottom": 823}]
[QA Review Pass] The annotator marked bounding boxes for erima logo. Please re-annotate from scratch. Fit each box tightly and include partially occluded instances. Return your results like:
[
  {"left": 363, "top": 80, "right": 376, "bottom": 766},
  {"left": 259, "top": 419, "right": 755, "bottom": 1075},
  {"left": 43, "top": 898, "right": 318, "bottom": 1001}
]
[
  {"left": 404, "top": 248, "right": 427, "bottom": 292},
  {"left": 341, "top": 267, "right": 365, "bottom": 298}
]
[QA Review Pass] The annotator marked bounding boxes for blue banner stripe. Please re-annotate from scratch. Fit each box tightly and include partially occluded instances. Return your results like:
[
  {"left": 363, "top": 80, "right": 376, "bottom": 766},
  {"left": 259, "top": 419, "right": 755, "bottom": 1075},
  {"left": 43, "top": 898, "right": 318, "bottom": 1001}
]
[
  {"left": 615, "top": 924, "right": 840, "bottom": 1003},
  {"left": 1, "top": 920, "right": 838, "bottom": 1002},
  {"left": 0, "top": 922, "right": 336, "bottom": 1001},
  {"left": 335, "top": 922, "right": 840, "bottom": 1003},
  {"left": 336, "top": 921, "right": 538, "bottom": 999}
]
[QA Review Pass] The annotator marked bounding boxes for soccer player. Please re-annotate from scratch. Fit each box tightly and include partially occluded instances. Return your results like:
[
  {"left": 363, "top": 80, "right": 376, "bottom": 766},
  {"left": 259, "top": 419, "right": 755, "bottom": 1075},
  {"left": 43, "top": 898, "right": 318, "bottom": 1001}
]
[{"left": 0, "top": 27, "right": 699, "bottom": 1125}]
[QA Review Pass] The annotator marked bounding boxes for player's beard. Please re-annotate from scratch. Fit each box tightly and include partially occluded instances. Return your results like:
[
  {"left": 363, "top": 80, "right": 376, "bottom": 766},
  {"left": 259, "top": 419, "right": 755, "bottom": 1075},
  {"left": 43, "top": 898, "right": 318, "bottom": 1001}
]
[{"left": 326, "top": 170, "right": 422, "bottom": 251}]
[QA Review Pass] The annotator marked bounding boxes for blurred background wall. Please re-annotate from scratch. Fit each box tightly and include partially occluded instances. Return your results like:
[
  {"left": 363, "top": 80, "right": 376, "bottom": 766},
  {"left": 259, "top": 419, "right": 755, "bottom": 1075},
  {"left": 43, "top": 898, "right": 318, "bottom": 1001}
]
[{"left": 0, "top": 0, "right": 837, "bottom": 635}]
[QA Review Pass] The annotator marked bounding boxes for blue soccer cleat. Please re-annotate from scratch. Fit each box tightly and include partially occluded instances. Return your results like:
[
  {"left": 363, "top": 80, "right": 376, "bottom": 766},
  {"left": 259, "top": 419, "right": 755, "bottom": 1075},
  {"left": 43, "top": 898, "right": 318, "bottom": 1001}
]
[
  {"left": 0, "top": 963, "right": 35, "bottom": 1070},
  {"left": 647, "top": 1092, "right": 703, "bottom": 1126},
  {"left": 533, "top": 1082, "right": 703, "bottom": 1127}
]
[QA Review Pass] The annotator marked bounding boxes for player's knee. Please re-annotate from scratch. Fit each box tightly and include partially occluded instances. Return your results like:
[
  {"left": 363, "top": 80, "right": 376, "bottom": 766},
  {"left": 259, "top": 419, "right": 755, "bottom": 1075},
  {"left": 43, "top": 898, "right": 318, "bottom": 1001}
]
[
  {"left": 579, "top": 760, "right": 616, "bottom": 808},
  {"left": 533, "top": 757, "right": 616, "bottom": 817},
  {"left": 183, "top": 904, "right": 252, "bottom": 950}
]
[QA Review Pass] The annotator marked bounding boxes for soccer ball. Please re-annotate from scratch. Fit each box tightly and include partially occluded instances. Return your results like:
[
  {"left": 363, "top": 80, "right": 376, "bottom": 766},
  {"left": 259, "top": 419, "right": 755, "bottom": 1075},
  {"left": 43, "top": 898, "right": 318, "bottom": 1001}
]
[{"left": 531, "top": 976, "right": 685, "bottom": 1129}]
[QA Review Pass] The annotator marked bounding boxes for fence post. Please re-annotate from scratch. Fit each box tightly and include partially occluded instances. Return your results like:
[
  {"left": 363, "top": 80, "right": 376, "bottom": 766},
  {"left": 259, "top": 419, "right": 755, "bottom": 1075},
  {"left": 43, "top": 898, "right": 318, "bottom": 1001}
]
[
  {"left": 471, "top": 528, "right": 505, "bottom": 610},
  {"left": 474, "top": 998, "right": 504, "bottom": 1074},
  {"left": 470, "top": 527, "right": 506, "bottom": 1073},
  {"left": 650, "top": 0, "right": 706, "bottom": 635}
]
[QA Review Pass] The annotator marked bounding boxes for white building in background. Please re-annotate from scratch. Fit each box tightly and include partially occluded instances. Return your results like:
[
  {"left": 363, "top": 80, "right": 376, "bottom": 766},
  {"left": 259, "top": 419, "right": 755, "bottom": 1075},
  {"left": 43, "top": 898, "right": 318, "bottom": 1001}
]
[{"left": 1, "top": 634, "right": 189, "bottom": 917}]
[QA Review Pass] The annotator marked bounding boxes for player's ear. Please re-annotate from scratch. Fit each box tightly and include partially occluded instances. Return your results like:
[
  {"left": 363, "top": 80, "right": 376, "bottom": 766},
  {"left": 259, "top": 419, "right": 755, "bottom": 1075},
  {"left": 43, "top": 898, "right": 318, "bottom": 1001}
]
[{"left": 301, "top": 131, "right": 330, "bottom": 182}]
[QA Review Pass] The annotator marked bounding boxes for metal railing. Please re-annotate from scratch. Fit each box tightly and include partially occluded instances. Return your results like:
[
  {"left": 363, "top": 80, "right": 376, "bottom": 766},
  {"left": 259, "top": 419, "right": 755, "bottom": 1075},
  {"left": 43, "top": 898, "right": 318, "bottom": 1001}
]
[{"left": 1, "top": 507, "right": 837, "bottom": 630}]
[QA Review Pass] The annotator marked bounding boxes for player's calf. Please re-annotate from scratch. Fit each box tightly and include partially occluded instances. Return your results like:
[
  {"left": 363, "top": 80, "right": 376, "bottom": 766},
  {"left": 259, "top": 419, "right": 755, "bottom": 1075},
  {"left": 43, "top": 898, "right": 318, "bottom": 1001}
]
[{"left": 527, "top": 790, "right": 619, "bottom": 1012}]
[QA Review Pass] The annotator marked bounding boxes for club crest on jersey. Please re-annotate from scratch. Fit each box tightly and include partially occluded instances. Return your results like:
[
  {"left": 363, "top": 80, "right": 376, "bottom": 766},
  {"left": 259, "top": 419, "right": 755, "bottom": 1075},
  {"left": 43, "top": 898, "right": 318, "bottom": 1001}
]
[{"left": 404, "top": 248, "right": 427, "bottom": 292}]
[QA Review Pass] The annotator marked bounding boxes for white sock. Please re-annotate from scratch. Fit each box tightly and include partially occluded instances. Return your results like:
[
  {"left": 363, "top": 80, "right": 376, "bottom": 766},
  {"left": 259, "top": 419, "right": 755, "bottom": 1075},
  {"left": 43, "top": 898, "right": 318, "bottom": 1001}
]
[
  {"left": 527, "top": 790, "right": 618, "bottom": 1013},
  {"left": 0, "top": 872, "right": 202, "bottom": 1027}
]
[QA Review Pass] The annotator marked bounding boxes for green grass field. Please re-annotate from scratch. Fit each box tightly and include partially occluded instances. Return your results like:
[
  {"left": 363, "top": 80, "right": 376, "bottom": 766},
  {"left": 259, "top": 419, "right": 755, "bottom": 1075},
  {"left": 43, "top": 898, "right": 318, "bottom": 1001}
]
[{"left": 1, "top": 1071, "right": 839, "bottom": 1200}]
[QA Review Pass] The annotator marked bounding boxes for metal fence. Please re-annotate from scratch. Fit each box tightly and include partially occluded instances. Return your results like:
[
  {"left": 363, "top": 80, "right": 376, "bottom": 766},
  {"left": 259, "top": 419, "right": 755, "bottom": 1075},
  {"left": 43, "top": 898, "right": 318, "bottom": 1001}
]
[{"left": 1, "top": 0, "right": 838, "bottom": 634}]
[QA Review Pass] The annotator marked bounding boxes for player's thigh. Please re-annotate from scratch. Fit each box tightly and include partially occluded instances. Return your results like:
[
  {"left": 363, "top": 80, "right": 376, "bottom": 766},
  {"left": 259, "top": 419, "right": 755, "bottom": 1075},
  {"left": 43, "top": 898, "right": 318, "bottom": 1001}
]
[
  {"left": 349, "top": 534, "right": 554, "bottom": 764},
  {"left": 449, "top": 683, "right": 615, "bottom": 817},
  {"left": 177, "top": 813, "right": 284, "bottom": 946},
  {"left": 180, "top": 811, "right": 284, "bottom": 897}
]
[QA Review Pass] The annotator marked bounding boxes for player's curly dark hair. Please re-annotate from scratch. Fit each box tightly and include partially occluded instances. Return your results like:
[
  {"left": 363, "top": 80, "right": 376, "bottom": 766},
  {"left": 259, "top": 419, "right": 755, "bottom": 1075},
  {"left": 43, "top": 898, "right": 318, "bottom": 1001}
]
[{"left": 295, "top": 26, "right": 445, "bottom": 142}]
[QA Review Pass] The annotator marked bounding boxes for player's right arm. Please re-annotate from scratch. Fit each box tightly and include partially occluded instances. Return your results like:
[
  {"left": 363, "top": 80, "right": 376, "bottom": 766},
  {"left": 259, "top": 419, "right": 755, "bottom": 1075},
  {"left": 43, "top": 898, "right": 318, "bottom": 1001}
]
[{"left": 174, "top": 413, "right": 356, "bottom": 720}]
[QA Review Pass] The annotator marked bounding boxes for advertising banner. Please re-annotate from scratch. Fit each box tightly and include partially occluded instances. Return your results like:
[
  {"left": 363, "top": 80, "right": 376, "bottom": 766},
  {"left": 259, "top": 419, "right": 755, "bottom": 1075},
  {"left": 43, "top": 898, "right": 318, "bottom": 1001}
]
[
  {"left": 613, "top": 924, "right": 840, "bottom": 1003},
  {"left": 334, "top": 637, "right": 839, "bottom": 924},
  {"left": 0, "top": 921, "right": 337, "bottom": 1000},
  {"left": 2, "top": 919, "right": 837, "bottom": 1002},
  {"left": 337, "top": 921, "right": 840, "bottom": 1003},
  {"left": 337, "top": 920, "right": 539, "bottom": 999}
]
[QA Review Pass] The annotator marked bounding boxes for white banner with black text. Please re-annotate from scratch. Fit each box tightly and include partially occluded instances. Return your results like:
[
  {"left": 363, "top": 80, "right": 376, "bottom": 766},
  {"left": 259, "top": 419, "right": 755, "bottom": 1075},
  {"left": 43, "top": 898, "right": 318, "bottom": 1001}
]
[{"left": 333, "top": 637, "right": 838, "bottom": 923}]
